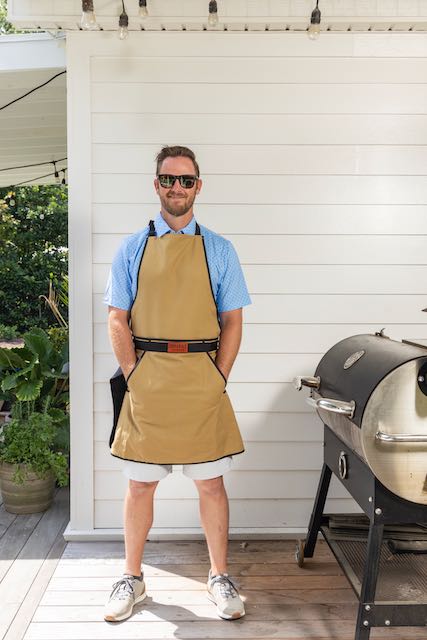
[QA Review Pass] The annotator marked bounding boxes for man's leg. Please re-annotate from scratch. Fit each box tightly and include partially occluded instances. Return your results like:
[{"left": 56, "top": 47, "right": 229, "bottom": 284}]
[
  {"left": 193, "top": 473, "right": 245, "bottom": 620},
  {"left": 193, "top": 475, "right": 229, "bottom": 575},
  {"left": 104, "top": 462, "right": 170, "bottom": 622},
  {"left": 124, "top": 479, "right": 158, "bottom": 575}
]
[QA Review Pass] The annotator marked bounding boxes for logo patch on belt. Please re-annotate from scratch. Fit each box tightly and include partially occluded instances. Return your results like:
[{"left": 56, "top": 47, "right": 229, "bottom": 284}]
[{"left": 167, "top": 342, "right": 189, "bottom": 353}]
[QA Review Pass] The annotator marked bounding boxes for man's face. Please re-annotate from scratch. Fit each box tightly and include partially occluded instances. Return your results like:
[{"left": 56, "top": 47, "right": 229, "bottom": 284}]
[{"left": 154, "top": 156, "right": 201, "bottom": 218}]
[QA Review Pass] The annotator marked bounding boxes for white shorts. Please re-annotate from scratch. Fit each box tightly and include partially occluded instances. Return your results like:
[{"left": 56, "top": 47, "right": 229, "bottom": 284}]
[{"left": 122, "top": 456, "right": 233, "bottom": 482}]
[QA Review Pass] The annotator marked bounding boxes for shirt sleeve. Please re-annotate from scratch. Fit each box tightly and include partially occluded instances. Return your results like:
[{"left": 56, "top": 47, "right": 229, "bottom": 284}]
[
  {"left": 103, "top": 238, "right": 133, "bottom": 311},
  {"left": 216, "top": 240, "right": 251, "bottom": 313}
]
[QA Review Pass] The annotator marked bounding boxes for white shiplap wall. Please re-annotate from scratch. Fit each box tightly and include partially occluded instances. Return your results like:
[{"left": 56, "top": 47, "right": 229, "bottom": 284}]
[{"left": 65, "top": 30, "right": 427, "bottom": 539}]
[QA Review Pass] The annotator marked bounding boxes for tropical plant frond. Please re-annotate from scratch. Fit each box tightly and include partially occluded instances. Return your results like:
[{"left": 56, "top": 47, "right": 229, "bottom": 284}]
[{"left": 15, "top": 380, "right": 43, "bottom": 402}]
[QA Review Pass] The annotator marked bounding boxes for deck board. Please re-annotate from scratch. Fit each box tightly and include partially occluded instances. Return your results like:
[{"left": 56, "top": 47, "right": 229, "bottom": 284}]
[
  {"left": 0, "top": 511, "right": 45, "bottom": 581},
  {"left": 28, "top": 537, "right": 427, "bottom": 640},
  {"left": 3, "top": 523, "right": 67, "bottom": 640},
  {"left": 22, "top": 619, "right": 427, "bottom": 639},
  {"left": 0, "top": 493, "right": 425, "bottom": 639},
  {"left": 0, "top": 486, "right": 69, "bottom": 640},
  {"left": 0, "top": 502, "right": 18, "bottom": 541}
]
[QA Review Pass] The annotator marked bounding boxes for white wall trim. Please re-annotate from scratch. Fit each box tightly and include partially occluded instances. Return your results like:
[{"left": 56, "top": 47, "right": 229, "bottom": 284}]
[
  {"left": 63, "top": 524, "right": 308, "bottom": 541},
  {"left": 67, "top": 32, "right": 94, "bottom": 534}
]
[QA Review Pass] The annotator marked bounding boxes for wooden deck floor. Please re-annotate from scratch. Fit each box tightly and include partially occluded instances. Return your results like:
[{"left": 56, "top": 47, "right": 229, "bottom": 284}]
[
  {"left": 0, "top": 486, "right": 69, "bottom": 640},
  {"left": 1, "top": 487, "right": 427, "bottom": 639}
]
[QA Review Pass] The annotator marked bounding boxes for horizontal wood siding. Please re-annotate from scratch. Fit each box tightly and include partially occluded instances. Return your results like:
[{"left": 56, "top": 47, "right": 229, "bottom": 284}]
[{"left": 67, "top": 31, "right": 427, "bottom": 534}]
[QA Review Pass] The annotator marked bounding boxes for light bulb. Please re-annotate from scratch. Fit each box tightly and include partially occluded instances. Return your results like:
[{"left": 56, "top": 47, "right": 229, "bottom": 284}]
[
  {"left": 138, "top": 0, "right": 148, "bottom": 18},
  {"left": 81, "top": 11, "right": 98, "bottom": 29},
  {"left": 80, "top": 0, "right": 99, "bottom": 30},
  {"left": 118, "top": 11, "right": 129, "bottom": 39},
  {"left": 307, "top": 2, "right": 321, "bottom": 40},
  {"left": 118, "top": 24, "right": 128, "bottom": 39},
  {"left": 208, "top": 0, "right": 218, "bottom": 27},
  {"left": 308, "top": 23, "right": 320, "bottom": 39}
]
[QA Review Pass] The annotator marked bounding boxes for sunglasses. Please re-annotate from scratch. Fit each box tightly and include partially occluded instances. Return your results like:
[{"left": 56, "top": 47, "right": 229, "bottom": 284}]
[{"left": 157, "top": 174, "right": 198, "bottom": 189}]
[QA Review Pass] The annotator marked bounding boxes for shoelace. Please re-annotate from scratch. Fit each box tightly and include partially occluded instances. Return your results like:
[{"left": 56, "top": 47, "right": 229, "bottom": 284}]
[
  {"left": 210, "top": 574, "right": 238, "bottom": 599},
  {"left": 110, "top": 576, "right": 136, "bottom": 601}
]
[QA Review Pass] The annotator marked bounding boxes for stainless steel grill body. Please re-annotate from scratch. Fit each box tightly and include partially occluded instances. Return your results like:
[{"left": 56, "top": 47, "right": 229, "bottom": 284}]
[{"left": 302, "top": 334, "right": 427, "bottom": 505}]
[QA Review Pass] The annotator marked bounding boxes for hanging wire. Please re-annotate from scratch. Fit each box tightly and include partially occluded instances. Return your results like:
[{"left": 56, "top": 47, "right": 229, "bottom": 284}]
[
  {"left": 0, "top": 158, "right": 67, "bottom": 173},
  {"left": 0, "top": 71, "right": 66, "bottom": 112}
]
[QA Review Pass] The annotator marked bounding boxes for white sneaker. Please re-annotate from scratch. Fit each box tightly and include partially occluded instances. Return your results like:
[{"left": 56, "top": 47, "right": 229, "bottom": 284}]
[
  {"left": 104, "top": 574, "right": 147, "bottom": 622},
  {"left": 207, "top": 570, "right": 245, "bottom": 620}
]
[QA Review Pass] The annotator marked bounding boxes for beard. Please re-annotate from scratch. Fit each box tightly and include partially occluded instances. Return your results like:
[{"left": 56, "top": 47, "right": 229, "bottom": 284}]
[{"left": 160, "top": 191, "right": 196, "bottom": 217}]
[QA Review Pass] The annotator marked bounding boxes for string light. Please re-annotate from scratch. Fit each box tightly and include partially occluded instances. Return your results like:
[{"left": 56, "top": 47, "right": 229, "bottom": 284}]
[
  {"left": 52, "top": 161, "right": 60, "bottom": 184},
  {"left": 138, "top": 0, "right": 148, "bottom": 19},
  {"left": 5, "top": 193, "right": 16, "bottom": 207},
  {"left": 61, "top": 169, "right": 67, "bottom": 185},
  {"left": 13, "top": 168, "right": 67, "bottom": 187},
  {"left": 80, "top": 0, "right": 99, "bottom": 30},
  {"left": 208, "top": 0, "right": 218, "bottom": 27},
  {"left": 118, "top": 1, "right": 129, "bottom": 39},
  {"left": 308, "top": 1, "right": 321, "bottom": 40}
]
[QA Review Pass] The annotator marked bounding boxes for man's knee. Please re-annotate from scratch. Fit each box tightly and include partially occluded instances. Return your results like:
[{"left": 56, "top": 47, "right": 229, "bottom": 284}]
[
  {"left": 127, "top": 479, "right": 159, "bottom": 497},
  {"left": 194, "top": 475, "right": 225, "bottom": 496}
]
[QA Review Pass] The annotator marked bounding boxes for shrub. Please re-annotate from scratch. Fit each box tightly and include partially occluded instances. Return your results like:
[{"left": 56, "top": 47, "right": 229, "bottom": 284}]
[
  {"left": 0, "top": 185, "right": 68, "bottom": 332},
  {"left": 0, "top": 412, "right": 69, "bottom": 485},
  {"left": 0, "top": 324, "right": 19, "bottom": 340}
]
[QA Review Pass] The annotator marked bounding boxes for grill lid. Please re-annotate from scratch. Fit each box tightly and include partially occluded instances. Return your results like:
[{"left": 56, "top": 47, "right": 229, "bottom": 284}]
[{"left": 314, "top": 333, "right": 427, "bottom": 428}]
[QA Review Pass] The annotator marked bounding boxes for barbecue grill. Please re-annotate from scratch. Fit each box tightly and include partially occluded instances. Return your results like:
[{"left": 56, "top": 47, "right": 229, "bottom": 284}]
[{"left": 295, "top": 331, "right": 427, "bottom": 639}]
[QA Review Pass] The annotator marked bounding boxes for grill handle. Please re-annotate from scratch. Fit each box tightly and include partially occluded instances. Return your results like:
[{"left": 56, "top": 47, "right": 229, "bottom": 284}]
[
  {"left": 375, "top": 430, "right": 427, "bottom": 444},
  {"left": 294, "top": 376, "right": 321, "bottom": 391},
  {"left": 306, "top": 396, "right": 356, "bottom": 419}
]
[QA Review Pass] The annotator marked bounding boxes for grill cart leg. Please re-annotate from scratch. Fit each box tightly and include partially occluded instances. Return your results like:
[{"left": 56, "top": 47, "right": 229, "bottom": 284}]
[
  {"left": 354, "top": 522, "right": 384, "bottom": 640},
  {"left": 303, "top": 462, "right": 332, "bottom": 558}
]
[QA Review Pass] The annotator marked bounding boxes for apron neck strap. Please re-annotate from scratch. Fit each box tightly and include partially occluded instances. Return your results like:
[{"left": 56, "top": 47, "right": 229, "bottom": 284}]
[{"left": 148, "top": 220, "right": 201, "bottom": 236}]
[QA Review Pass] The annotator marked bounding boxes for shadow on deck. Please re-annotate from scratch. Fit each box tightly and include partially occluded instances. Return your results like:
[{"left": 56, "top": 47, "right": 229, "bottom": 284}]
[{"left": 0, "top": 488, "right": 425, "bottom": 639}]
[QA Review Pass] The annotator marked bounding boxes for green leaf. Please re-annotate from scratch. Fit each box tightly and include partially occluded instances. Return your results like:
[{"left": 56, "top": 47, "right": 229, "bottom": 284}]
[
  {"left": 23, "top": 332, "right": 52, "bottom": 362},
  {"left": 0, "top": 348, "right": 24, "bottom": 369},
  {"left": 1, "top": 373, "right": 18, "bottom": 392},
  {"left": 39, "top": 365, "right": 60, "bottom": 378},
  {"left": 47, "top": 407, "right": 67, "bottom": 422},
  {"left": 15, "top": 379, "right": 43, "bottom": 401},
  {"left": 54, "top": 392, "right": 69, "bottom": 406}
]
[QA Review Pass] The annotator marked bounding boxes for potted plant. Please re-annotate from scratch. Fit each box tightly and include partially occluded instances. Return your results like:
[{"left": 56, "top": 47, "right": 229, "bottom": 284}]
[{"left": 0, "top": 328, "right": 69, "bottom": 513}]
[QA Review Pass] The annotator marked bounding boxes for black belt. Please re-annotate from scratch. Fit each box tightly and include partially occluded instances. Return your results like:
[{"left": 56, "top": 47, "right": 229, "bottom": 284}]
[{"left": 133, "top": 337, "right": 219, "bottom": 353}]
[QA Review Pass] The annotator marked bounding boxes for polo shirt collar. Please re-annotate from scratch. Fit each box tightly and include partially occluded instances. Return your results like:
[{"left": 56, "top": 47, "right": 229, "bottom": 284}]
[{"left": 154, "top": 213, "right": 197, "bottom": 237}]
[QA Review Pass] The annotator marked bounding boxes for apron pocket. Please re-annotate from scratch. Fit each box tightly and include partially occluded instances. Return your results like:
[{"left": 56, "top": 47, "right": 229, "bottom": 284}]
[
  {"left": 206, "top": 352, "right": 227, "bottom": 390},
  {"left": 109, "top": 353, "right": 146, "bottom": 447},
  {"left": 109, "top": 367, "right": 127, "bottom": 446},
  {"left": 126, "top": 351, "right": 146, "bottom": 385}
]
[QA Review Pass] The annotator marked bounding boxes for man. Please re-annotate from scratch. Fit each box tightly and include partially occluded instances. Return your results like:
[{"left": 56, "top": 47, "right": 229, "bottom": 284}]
[{"left": 103, "top": 145, "right": 251, "bottom": 622}]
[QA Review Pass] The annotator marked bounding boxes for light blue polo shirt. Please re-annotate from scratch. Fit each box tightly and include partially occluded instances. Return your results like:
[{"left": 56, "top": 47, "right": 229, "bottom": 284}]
[{"left": 104, "top": 213, "right": 251, "bottom": 313}]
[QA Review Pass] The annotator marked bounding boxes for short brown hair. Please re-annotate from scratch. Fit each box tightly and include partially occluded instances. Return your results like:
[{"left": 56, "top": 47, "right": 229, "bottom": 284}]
[{"left": 155, "top": 145, "right": 200, "bottom": 177}]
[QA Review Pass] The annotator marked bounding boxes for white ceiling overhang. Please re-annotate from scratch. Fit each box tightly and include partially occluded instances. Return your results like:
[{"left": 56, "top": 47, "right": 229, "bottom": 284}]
[
  {"left": 0, "top": 33, "right": 66, "bottom": 187},
  {"left": 7, "top": 0, "right": 427, "bottom": 32},
  {"left": 3, "top": 2, "right": 427, "bottom": 186}
]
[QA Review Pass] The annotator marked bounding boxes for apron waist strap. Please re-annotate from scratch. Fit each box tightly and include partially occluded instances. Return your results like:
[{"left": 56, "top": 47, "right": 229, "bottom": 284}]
[{"left": 133, "top": 337, "right": 219, "bottom": 353}]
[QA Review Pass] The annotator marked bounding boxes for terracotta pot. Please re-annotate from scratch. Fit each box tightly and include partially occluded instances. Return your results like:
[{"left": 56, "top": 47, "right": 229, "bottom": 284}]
[{"left": 0, "top": 462, "right": 55, "bottom": 514}]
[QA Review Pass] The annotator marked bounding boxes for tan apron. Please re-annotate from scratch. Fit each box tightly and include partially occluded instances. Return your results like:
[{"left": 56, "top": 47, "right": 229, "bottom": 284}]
[{"left": 109, "top": 220, "right": 244, "bottom": 464}]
